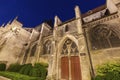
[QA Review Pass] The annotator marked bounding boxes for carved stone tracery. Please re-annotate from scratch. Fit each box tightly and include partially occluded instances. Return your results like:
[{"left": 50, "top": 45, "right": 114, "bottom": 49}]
[
  {"left": 90, "top": 24, "right": 120, "bottom": 50},
  {"left": 61, "top": 39, "right": 78, "bottom": 55},
  {"left": 43, "top": 40, "right": 52, "bottom": 54}
]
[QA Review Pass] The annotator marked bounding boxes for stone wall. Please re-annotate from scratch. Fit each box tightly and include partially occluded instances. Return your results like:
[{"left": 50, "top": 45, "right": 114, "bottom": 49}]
[{"left": 90, "top": 47, "right": 120, "bottom": 73}]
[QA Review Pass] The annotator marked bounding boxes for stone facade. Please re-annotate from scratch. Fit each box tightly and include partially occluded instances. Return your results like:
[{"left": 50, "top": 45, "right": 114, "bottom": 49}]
[{"left": 0, "top": 0, "right": 120, "bottom": 80}]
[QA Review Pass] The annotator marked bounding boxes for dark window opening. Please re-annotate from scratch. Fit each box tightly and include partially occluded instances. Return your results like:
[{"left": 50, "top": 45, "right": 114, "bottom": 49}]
[
  {"left": 30, "top": 44, "right": 37, "bottom": 56},
  {"left": 65, "top": 25, "right": 69, "bottom": 32},
  {"left": 43, "top": 41, "right": 52, "bottom": 55},
  {"left": 105, "top": 9, "right": 110, "bottom": 16}
]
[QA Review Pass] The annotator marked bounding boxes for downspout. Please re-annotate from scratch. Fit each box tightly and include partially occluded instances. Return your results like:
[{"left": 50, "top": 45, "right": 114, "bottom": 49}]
[{"left": 83, "top": 28, "right": 95, "bottom": 79}]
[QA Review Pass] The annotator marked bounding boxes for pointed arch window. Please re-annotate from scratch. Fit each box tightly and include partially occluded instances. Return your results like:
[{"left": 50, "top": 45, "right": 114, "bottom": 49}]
[
  {"left": 43, "top": 40, "right": 52, "bottom": 55},
  {"left": 30, "top": 44, "right": 37, "bottom": 57},
  {"left": 90, "top": 24, "right": 120, "bottom": 50},
  {"left": 61, "top": 39, "right": 79, "bottom": 55}
]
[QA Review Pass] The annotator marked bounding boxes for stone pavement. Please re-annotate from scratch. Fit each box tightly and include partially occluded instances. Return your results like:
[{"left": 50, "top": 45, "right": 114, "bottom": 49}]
[{"left": 0, "top": 76, "right": 11, "bottom": 80}]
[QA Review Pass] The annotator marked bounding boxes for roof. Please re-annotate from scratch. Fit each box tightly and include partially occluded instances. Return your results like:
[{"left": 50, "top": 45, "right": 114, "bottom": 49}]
[
  {"left": 81, "top": 5, "right": 106, "bottom": 18},
  {"left": 57, "top": 5, "right": 107, "bottom": 26}
]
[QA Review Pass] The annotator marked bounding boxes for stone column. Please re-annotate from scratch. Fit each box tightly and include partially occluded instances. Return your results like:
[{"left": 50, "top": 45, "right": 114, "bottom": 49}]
[
  {"left": 78, "top": 34, "right": 91, "bottom": 80},
  {"left": 47, "top": 40, "right": 57, "bottom": 80}
]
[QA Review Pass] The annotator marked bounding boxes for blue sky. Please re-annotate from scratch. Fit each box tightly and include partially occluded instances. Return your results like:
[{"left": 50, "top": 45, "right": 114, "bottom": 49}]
[{"left": 0, "top": 0, "right": 105, "bottom": 27}]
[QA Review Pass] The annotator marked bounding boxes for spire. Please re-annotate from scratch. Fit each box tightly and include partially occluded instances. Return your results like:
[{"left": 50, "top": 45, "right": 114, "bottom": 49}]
[
  {"left": 11, "top": 16, "right": 18, "bottom": 23},
  {"left": 8, "top": 20, "right": 12, "bottom": 24},
  {"left": 1, "top": 23, "right": 5, "bottom": 27},
  {"left": 10, "top": 16, "right": 23, "bottom": 27},
  {"left": 14, "top": 16, "right": 18, "bottom": 21},
  {"left": 74, "top": 5, "right": 83, "bottom": 34},
  {"left": 54, "top": 16, "right": 62, "bottom": 27},
  {"left": 11, "top": 16, "right": 18, "bottom": 24},
  {"left": 107, "top": 0, "right": 118, "bottom": 14},
  {"left": 74, "top": 5, "right": 81, "bottom": 18}
]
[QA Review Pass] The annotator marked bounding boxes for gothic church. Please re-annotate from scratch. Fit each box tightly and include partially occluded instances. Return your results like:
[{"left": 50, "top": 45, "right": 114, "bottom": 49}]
[{"left": 0, "top": 0, "right": 120, "bottom": 80}]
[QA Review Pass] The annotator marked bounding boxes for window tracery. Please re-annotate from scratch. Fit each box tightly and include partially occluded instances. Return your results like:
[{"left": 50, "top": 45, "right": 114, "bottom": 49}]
[
  {"left": 30, "top": 44, "right": 37, "bottom": 56},
  {"left": 43, "top": 40, "right": 52, "bottom": 54},
  {"left": 90, "top": 24, "right": 120, "bottom": 50},
  {"left": 61, "top": 39, "right": 78, "bottom": 55}
]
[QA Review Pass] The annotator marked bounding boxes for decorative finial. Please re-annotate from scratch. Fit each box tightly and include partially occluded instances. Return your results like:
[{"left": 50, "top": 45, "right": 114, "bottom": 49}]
[
  {"left": 1, "top": 23, "right": 5, "bottom": 27},
  {"left": 54, "top": 15, "right": 62, "bottom": 27},
  {"left": 74, "top": 5, "right": 81, "bottom": 18},
  {"left": 14, "top": 16, "right": 18, "bottom": 20},
  {"left": 8, "top": 20, "right": 12, "bottom": 24}
]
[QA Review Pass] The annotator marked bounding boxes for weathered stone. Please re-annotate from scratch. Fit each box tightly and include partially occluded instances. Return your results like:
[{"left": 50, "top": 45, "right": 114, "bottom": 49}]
[{"left": 0, "top": 0, "right": 120, "bottom": 80}]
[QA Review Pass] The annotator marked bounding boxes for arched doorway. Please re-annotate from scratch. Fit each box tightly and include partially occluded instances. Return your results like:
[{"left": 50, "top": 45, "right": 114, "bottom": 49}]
[{"left": 60, "top": 39, "right": 82, "bottom": 80}]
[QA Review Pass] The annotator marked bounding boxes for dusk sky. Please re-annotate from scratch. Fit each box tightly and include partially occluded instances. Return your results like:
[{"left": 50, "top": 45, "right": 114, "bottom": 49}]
[{"left": 0, "top": 0, "right": 105, "bottom": 27}]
